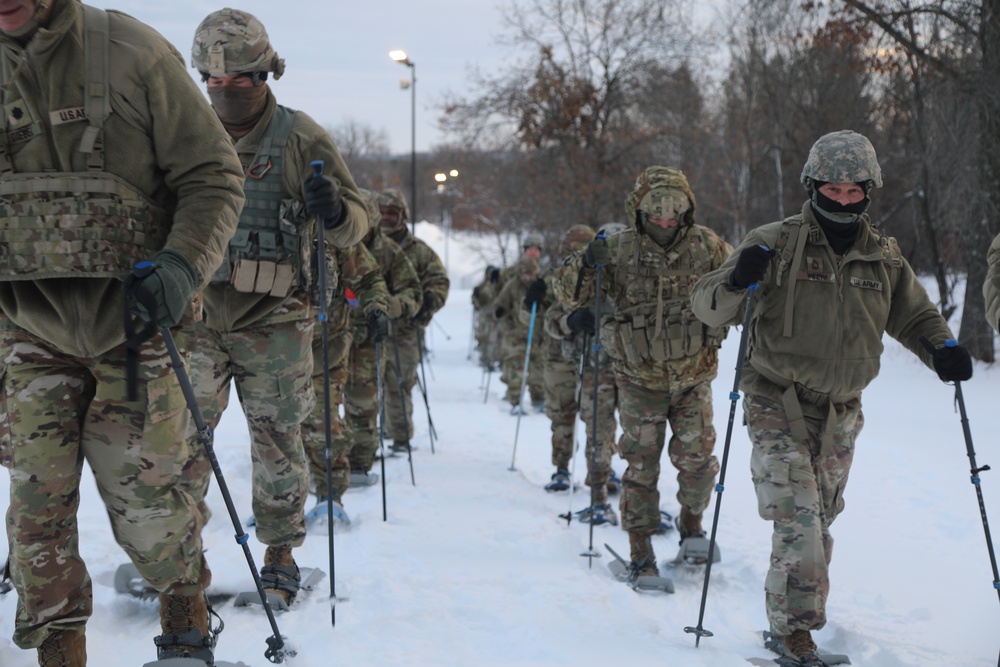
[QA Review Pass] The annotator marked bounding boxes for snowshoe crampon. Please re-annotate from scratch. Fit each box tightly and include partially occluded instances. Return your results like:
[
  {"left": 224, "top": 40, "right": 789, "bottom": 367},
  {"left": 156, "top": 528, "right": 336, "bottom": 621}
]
[
  {"left": 603, "top": 543, "right": 674, "bottom": 594},
  {"left": 670, "top": 533, "right": 721, "bottom": 566}
]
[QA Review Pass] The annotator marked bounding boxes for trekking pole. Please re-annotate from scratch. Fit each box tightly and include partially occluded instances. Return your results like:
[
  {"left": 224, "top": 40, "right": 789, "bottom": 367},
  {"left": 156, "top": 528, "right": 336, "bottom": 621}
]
[
  {"left": 560, "top": 334, "right": 590, "bottom": 526},
  {"left": 921, "top": 338, "right": 1000, "bottom": 617},
  {"left": 390, "top": 319, "right": 416, "bottom": 486},
  {"left": 581, "top": 255, "right": 605, "bottom": 566},
  {"left": 416, "top": 340, "right": 438, "bottom": 453},
  {"left": 432, "top": 318, "right": 451, "bottom": 341},
  {"left": 376, "top": 340, "right": 388, "bottom": 522},
  {"left": 124, "top": 260, "right": 293, "bottom": 662},
  {"left": 509, "top": 301, "right": 538, "bottom": 471},
  {"left": 160, "top": 325, "right": 292, "bottom": 662},
  {"left": 685, "top": 282, "right": 759, "bottom": 647},
  {"left": 309, "top": 161, "right": 340, "bottom": 628}
]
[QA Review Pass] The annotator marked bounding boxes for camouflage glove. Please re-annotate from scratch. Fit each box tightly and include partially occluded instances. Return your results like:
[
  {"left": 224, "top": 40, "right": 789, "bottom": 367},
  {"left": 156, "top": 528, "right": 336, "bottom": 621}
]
[
  {"left": 304, "top": 173, "right": 345, "bottom": 229},
  {"left": 929, "top": 342, "right": 973, "bottom": 382},
  {"left": 123, "top": 249, "right": 198, "bottom": 329},
  {"left": 729, "top": 245, "right": 774, "bottom": 289},
  {"left": 489, "top": 268, "right": 500, "bottom": 284},
  {"left": 566, "top": 308, "right": 596, "bottom": 335},
  {"left": 387, "top": 295, "right": 404, "bottom": 319},
  {"left": 584, "top": 237, "right": 610, "bottom": 268},
  {"left": 524, "top": 278, "right": 547, "bottom": 308},
  {"left": 367, "top": 309, "right": 389, "bottom": 343}
]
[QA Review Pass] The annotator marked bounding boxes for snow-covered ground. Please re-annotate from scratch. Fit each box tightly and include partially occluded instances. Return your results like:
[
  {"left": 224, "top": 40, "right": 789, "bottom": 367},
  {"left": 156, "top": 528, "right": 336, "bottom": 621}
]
[{"left": 2, "top": 224, "right": 998, "bottom": 667}]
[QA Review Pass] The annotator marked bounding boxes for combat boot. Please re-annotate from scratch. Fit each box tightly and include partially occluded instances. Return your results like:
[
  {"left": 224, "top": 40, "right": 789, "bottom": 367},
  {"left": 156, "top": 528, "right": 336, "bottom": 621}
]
[
  {"left": 261, "top": 546, "right": 301, "bottom": 606},
  {"left": 37, "top": 628, "right": 86, "bottom": 667},
  {"left": 628, "top": 531, "right": 658, "bottom": 578},
  {"left": 678, "top": 507, "right": 705, "bottom": 538},
  {"left": 154, "top": 591, "right": 215, "bottom": 663},
  {"left": 783, "top": 629, "right": 824, "bottom": 665}
]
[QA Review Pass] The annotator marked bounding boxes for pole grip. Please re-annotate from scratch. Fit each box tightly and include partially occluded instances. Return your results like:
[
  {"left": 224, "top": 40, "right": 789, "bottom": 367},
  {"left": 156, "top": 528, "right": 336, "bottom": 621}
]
[{"left": 311, "top": 160, "right": 324, "bottom": 176}]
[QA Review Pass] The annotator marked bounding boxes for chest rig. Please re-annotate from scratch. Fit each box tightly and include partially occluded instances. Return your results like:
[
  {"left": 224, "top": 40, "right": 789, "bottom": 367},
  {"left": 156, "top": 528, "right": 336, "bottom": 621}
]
[
  {"left": 605, "top": 228, "right": 725, "bottom": 365},
  {"left": 212, "top": 105, "right": 314, "bottom": 299},
  {"left": 0, "top": 6, "right": 168, "bottom": 281}
]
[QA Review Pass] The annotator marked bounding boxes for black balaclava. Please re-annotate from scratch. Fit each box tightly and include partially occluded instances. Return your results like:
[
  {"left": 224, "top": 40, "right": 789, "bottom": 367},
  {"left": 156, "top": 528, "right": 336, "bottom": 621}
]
[{"left": 810, "top": 181, "right": 870, "bottom": 256}]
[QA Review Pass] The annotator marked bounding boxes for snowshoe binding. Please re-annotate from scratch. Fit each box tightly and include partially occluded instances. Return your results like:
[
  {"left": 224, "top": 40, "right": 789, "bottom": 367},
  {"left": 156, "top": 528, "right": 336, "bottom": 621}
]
[
  {"left": 574, "top": 503, "right": 619, "bottom": 526},
  {"left": 544, "top": 468, "right": 571, "bottom": 492}
]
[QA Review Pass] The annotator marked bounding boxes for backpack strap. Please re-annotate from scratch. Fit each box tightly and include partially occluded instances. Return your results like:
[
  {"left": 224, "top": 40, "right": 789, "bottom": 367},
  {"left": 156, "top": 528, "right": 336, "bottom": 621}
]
[
  {"left": 80, "top": 5, "right": 111, "bottom": 171},
  {"left": 771, "top": 217, "right": 809, "bottom": 337}
]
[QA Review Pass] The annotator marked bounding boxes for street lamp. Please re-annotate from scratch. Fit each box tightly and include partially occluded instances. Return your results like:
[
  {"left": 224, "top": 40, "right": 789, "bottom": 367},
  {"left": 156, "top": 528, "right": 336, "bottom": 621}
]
[
  {"left": 390, "top": 49, "right": 417, "bottom": 234},
  {"left": 434, "top": 170, "right": 459, "bottom": 273}
]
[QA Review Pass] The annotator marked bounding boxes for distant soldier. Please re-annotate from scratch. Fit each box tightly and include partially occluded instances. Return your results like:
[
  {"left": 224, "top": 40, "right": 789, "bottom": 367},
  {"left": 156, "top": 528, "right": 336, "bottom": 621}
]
[
  {"left": 691, "top": 130, "right": 971, "bottom": 666},
  {"left": 0, "top": 1, "right": 244, "bottom": 664},
  {"left": 379, "top": 189, "right": 450, "bottom": 453},
  {"left": 559, "top": 166, "right": 733, "bottom": 578},
  {"left": 299, "top": 218, "right": 389, "bottom": 523},
  {"left": 339, "top": 190, "right": 422, "bottom": 483},
  {"left": 183, "top": 8, "right": 368, "bottom": 608},
  {"left": 543, "top": 224, "right": 622, "bottom": 519},
  {"left": 472, "top": 264, "right": 502, "bottom": 368},
  {"left": 495, "top": 256, "right": 547, "bottom": 414},
  {"left": 985, "top": 232, "right": 1000, "bottom": 332}
]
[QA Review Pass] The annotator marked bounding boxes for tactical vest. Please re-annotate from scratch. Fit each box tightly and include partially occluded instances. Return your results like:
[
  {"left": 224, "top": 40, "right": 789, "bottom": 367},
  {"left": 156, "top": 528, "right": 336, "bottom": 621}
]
[
  {"left": 769, "top": 216, "right": 902, "bottom": 337},
  {"left": 212, "top": 105, "right": 312, "bottom": 299},
  {"left": 0, "top": 6, "right": 168, "bottom": 281},
  {"left": 602, "top": 228, "right": 725, "bottom": 365}
]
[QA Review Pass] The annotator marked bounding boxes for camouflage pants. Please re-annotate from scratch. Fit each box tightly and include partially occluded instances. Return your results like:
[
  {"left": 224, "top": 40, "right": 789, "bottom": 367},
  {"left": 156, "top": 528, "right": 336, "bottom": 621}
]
[
  {"left": 476, "top": 310, "right": 501, "bottom": 367},
  {"left": 343, "top": 338, "right": 388, "bottom": 472},
  {"left": 181, "top": 318, "right": 313, "bottom": 548},
  {"left": 0, "top": 327, "right": 207, "bottom": 648},
  {"left": 384, "top": 324, "right": 419, "bottom": 442},
  {"left": 544, "top": 349, "right": 617, "bottom": 500},
  {"left": 301, "top": 363, "right": 351, "bottom": 501},
  {"left": 617, "top": 378, "right": 719, "bottom": 534},
  {"left": 500, "top": 331, "right": 545, "bottom": 406},
  {"left": 745, "top": 395, "right": 862, "bottom": 636}
]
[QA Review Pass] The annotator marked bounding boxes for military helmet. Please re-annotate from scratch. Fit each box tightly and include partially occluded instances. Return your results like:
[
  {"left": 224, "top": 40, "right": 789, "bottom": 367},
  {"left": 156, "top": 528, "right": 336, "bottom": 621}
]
[
  {"left": 625, "top": 166, "right": 697, "bottom": 228},
  {"left": 357, "top": 188, "right": 382, "bottom": 232},
  {"left": 562, "top": 224, "right": 595, "bottom": 253},
  {"left": 800, "top": 130, "right": 882, "bottom": 189},
  {"left": 598, "top": 222, "right": 628, "bottom": 237},
  {"left": 522, "top": 232, "right": 545, "bottom": 251},
  {"left": 379, "top": 188, "right": 410, "bottom": 221},
  {"left": 192, "top": 8, "right": 286, "bottom": 79}
]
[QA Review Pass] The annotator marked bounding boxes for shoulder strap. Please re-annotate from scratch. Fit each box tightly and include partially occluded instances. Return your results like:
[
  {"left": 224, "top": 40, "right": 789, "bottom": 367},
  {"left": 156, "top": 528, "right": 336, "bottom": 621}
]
[
  {"left": 770, "top": 217, "right": 808, "bottom": 338},
  {"left": 80, "top": 5, "right": 110, "bottom": 171}
]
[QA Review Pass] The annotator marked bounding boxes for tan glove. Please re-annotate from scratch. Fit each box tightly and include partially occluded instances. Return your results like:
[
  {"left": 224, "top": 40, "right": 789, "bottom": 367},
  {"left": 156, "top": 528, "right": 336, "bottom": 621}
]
[{"left": 387, "top": 295, "right": 404, "bottom": 318}]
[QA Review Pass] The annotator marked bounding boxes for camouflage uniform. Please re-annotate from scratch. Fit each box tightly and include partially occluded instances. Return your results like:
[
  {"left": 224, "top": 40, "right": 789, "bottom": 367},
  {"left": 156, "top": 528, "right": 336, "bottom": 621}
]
[
  {"left": 472, "top": 266, "right": 501, "bottom": 368},
  {"left": 301, "top": 239, "right": 388, "bottom": 503},
  {"left": 182, "top": 11, "right": 368, "bottom": 555},
  {"left": 558, "top": 167, "right": 732, "bottom": 557},
  {"left": 984, "top": 231, "right": 1000, "bottom": 333},
  {"left": 0, "top": 0, "right": 244, "bottom": 652},
  {"left": 691, "top": 130, "right": 957, "bottom": 640},
  {"left": 496, "top": 257, "right": 546, "bottom": 408},
  {"left": 379, "top": 189, "right": 450, "bottom": 445}
]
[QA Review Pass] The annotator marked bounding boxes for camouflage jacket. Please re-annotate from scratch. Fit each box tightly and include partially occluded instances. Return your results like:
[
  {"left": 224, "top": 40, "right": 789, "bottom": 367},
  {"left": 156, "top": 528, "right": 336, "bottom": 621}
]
[
  {"left": 985, "top": 230, "right": 1000, "bottom": 333},
  {"left": 691, "top": 201, "right": 952, "bottom": 417},
  {"left": 0, "top": 0, "right": 244, "bottom": 357},
  {"left": 351, "top": 225, "right": 422, "bottom": 346},
  {"left": 313, "top": 240, "right": 388, "bottom": 371},
  {"left": 385, "top": 226, "right": 450, "bottom": 332},
  {"left": 201, "top": 89, "right": 367, "bottom": 332},
  {"left": 558, "top": 225, "right": 732, "bottom": 392}
]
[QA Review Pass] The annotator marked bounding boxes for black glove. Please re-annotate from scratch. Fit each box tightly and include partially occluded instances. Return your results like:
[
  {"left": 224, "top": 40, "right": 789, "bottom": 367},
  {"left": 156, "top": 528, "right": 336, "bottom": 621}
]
[
  {"left": 489, "top": 268, "right": 500, "bottom": 284},
  {"left": 730, "top": 245, "right": 775, "bottom": 289},
  {"left": 494, "top": 305, "right": 506, "bottom": 319},
  {"left": 524, "top": 278, "right": 547, "bottom": 308},
  {"left": 926, "top": 339, "right": 973, "bottom": 382},
  {"left": 304, "top": 172, "right": 344, "bottom": 228},
  {"left": 367, "top": 309, "right": 389, "bottom": 343},
  {"left": 583, "top": 236, "right": 610, "bottom": 268},
  {"left": 122, "top": 249, "right": 198, "bottom": 329},
  {"left": 413, "top": 290, "right": 435, "bottom": 324},
  {"left": 566, "top": 308, "right": 596, "bottom": 335},
  {"left": 472, "top": 285, "right": 482, "bottom": 301}
]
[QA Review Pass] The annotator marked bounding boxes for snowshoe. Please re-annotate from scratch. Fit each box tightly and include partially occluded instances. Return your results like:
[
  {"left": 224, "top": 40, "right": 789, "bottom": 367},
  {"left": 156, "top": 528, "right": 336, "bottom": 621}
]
[
  {"left": 509, "top": 404, "right": 528, "bottom": 416},
  {"left": 233, "top": 566, "right": 325, "bottom": 612},
  {"left": 671, "top": 530, "right": 721, "bottom": 566},
  {"left": 574, "top": 503, "right": 619, "bottom": 526},
  {"left": 606, "top": 470, "right": 621, "bottom": 495},
  {"left": 652, "top": 510, "right": 675, "bottom": 535},
  {"left": 748, "top": 630, "right": 851, "bottom": 666},
  {"left": 531, "top": 399, "right": 546, "bottom": 413},
  {"left": 305, "top": 498, "right": 351, "bottom": 526},
  {"left": 543, "top": 468, "right": 571, "bottom": 492},
  {"left": 348, "top": 469, "right": 379, "bottom": 488},
  {"left": 603, "top": 543, "right": 674, "bottom": 593},
  {"left": 390, "top": 440, "right": 414, "bottom": 455}
]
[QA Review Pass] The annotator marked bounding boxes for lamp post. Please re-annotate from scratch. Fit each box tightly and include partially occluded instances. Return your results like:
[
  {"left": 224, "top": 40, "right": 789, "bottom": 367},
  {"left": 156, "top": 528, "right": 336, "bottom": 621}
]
[
  {"left": 389, "top": 49, "right": 417, "bottom": 235},
  {"left": 434, "top": 170, "right": 459, "bottom": 273}
]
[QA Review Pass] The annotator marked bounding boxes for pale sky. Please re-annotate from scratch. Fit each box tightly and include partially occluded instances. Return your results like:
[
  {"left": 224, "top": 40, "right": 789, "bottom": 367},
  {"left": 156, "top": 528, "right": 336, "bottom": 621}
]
[{"left": 96, "top": 1, "right": 726, "bottom": 155}]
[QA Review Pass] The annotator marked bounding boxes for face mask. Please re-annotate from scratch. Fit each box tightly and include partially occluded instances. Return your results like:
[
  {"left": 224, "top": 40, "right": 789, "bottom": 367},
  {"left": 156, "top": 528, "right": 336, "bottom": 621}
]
[
  {"left": 5, "top": 0, "right": 56, "bottom": 41},
  {"left": 812, "top": 188, "right": 870, "bottom": 225},
  {"left": 644, "top": 221, "right": 680, "bottom": 247},
  {"left": 208, "top": 84, "right": 268, "bottom": 134}
]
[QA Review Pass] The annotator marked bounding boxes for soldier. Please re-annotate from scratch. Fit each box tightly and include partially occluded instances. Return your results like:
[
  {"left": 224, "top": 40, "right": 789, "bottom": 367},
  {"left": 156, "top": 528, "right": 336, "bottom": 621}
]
[
  {"left": 340, "top": 190, "right": 423, "bottom": 482},
  {"left": 0, "top": 1, "right": 244, "bottom": 664},
  {"left": 984, "top": 232, "right": 1000, "bottom": 333},
  {"left": 542, "top": 224, "right": 622, "bottom": 517},
  {"left": 378, "top": 189, "right": 450, "bottom": 453},
  {"left": 182, "top": 8, "right": 368, "bottom": 607},
  {"left": 691, "top": 130, "right": 972, "bottom": 666},
  {"left": 299, "top": 201, "right": 389, "bottom": 523},
  {"left": 472, "top": 264, "right": 501, "bottom": 369},
  {"left": 560, "top": 166, "right": 733, "bottom": 577},
  {"left": 494, "top": 256, "right": 547, "bottom": 414}
]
